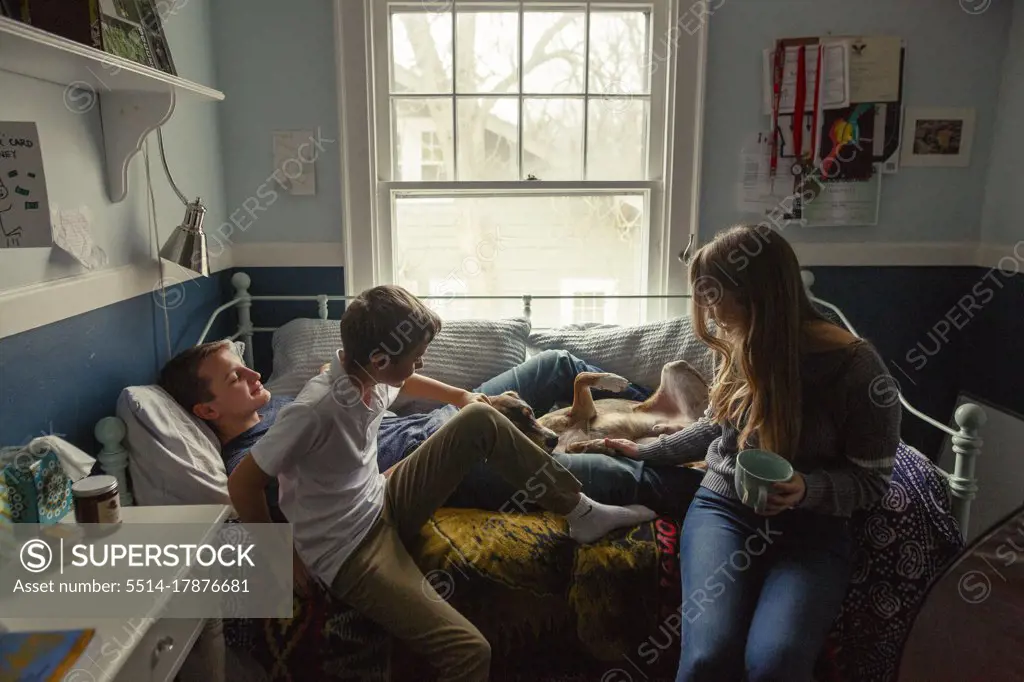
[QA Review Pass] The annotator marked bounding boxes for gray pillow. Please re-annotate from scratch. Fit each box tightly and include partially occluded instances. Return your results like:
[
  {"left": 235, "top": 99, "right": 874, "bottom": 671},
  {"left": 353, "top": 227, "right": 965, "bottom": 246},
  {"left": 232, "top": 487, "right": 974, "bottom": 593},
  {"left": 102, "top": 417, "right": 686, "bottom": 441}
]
[
  {"left": 391, "top": 317, "right": 532, "bottom": 414},
  {"left": 265, "top": 317, "right": 532, "bottom": 412},
  {"left": 528, "top": 316, "right": 716, "bottom": 391},
  {"left": 264, "top": 318, "right": 342, "bottom": 397}
]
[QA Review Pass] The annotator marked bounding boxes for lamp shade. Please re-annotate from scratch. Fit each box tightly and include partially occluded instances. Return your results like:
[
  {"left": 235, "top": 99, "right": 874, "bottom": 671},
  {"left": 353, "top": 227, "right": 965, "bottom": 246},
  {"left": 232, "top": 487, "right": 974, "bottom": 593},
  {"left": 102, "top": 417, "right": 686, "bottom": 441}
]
[{"left": 159, "top": 197, "right": 209, "bottom": 276}]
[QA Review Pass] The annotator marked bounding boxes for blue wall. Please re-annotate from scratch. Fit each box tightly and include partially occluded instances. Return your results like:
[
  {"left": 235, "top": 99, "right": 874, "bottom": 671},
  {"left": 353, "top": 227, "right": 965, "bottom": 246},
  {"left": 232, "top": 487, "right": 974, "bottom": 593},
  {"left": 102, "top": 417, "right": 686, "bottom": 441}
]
[
  {"left": 982, "top": 0, "right": 1024, "bottom": 244},
  {"left": 210, "top": 0, "right": 342, "bottom": 246},
  {"left": 0, "top": 275, "right": 232, "bottom": 451},
  {"left": 808, "top": 265, "right": 1022, "bottom": 455},
  {"left": 701, "top": 0, "right": 1012, "bottom": 245}
]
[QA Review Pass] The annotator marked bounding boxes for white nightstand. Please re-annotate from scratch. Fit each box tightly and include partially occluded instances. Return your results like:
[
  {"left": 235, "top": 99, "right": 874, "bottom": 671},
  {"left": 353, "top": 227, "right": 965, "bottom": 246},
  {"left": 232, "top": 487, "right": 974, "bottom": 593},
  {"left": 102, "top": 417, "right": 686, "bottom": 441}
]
[{"left": 1, "top": 504, "right": 232, "bottom": 682}]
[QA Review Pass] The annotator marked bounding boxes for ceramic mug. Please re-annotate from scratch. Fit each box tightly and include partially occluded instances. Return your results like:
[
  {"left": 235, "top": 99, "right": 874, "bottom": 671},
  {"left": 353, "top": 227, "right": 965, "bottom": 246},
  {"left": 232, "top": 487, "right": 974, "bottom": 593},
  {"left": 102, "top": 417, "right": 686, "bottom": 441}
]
[{"left": 734, "top": 449, "right": 794, "bottom": 514}]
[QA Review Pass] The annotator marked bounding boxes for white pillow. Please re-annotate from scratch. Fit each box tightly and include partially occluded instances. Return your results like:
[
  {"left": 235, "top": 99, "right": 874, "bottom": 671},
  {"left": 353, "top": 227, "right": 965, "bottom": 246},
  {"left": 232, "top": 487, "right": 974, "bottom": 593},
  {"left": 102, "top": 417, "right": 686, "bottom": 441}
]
[
  {"left": 116, "top": 385, "right": 230, "bottom": 507},
  {"left": 528, "top": 316, "right": 716, "bottom": 391},
  {"left": 264, "top": 317, "right": 532, "bottom": 412}
]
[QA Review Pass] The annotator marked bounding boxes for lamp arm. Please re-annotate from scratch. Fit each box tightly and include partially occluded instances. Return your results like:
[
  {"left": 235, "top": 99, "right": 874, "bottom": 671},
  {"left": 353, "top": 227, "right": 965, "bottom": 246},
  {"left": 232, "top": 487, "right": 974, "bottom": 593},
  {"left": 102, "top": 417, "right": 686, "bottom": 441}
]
[{"left": 157, "top": 128, "right": 189, "bottom": 205}]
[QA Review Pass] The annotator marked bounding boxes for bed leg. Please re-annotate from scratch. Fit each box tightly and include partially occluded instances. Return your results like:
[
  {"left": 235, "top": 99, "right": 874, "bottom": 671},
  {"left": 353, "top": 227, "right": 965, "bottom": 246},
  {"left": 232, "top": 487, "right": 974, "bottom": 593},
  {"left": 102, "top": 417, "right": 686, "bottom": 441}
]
[
  {"left": 95, "top": 416, "right": 134, "bottom": 506},
  {"left": 949, "top": 403, "right": 986, "bottom": 540},
  {"left": 232, "top": 271, "right": 255, "bottom": 368}
]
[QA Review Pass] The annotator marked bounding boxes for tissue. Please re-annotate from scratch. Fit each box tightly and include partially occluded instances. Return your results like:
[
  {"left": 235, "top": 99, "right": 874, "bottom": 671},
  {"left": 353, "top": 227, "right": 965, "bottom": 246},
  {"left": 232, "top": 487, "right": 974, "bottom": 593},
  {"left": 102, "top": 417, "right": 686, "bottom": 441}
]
[{"left": 26, "top": 436, "right": 96, "bottom": 482}]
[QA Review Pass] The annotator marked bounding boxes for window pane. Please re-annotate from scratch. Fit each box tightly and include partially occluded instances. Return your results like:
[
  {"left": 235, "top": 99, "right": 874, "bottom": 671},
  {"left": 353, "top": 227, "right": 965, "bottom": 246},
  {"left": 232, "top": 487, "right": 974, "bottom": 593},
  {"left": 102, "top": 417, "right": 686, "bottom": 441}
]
[
  {"left": 523, "top": 98, "right": 583, "bottom": 181},
  {"left": 587, "top": 97, "right": 648, "bottom": 180},
  {"left": 390, "top": 12, "right": 453, "bottom": 94},
  {"left": 455, "top": 12, "right": 519, "bottom": 94},
  {"left": 393, "top": 99, "right": 454, "bottom": 181},
  {"left": 523, "top": 12, "right": 586, "bottom": 94},
  {"left": 393, "top": 194, "right": 647, "bottom": 326},
  {"left": 588, "top": 11, "right": 650, "bottom": 96},
  {"left": 456, "top": 97, "right": 519, "bottom": 180}
]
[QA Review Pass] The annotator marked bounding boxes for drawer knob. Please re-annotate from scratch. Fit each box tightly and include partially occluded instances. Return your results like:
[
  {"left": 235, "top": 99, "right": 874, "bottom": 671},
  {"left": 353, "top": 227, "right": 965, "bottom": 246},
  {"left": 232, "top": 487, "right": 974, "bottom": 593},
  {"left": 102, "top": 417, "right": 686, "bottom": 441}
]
[{"left": 151, "top": 636, "right": 175, "bottom": 668}]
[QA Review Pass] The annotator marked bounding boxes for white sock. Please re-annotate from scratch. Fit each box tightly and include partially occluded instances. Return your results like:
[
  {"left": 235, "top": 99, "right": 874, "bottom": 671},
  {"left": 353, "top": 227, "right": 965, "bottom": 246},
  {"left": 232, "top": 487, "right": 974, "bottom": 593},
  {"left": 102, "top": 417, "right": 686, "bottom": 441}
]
[{"left": 564, "top": 494, "right": 657, "bottom": 544}]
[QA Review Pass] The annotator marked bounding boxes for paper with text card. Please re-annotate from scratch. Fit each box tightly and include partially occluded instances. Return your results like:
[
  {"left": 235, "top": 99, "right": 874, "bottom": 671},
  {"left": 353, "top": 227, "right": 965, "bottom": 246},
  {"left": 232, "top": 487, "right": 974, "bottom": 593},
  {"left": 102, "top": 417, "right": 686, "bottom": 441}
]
[
  {"left": 800, "top": 168, "right": 882, "bottom": 227},
  {"left": 762, "top": 42, "right": 850, "bottom": 115},
  {"left": 0, "top": 122, "right": 53, "bottom": 249},
  {"left": 737, "top": 132, "right": 794, "bottom": 214},
  {"left": 844, "top": 35, "right": 903, "bottom": 103}
]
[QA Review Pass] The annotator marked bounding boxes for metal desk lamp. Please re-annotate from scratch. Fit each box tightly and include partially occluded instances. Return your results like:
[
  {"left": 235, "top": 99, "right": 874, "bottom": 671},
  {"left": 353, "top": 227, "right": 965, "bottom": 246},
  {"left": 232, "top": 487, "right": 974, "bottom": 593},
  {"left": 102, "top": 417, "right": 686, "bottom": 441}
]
[{"left": 156, "top": 128, "right": 209, "bottom": 276}]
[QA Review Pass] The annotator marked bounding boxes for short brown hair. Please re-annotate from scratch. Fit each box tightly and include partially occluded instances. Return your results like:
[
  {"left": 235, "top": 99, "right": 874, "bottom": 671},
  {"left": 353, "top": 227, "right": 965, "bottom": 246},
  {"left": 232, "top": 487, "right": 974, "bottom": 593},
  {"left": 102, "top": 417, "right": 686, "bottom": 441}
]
[
  {"left": 340, "top": 285, "right": 442, "bottom": 368},
  {"left": 159, "top": 340, "right": 232, "bottom": 411}
]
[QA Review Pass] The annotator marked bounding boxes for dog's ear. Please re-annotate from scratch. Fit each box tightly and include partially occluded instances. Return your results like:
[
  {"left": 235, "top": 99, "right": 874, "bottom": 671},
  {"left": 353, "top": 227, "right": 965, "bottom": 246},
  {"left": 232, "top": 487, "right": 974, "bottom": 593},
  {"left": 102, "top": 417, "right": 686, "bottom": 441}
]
[{"left": 502, "top": 390, "right": 521, "bottom": 400}]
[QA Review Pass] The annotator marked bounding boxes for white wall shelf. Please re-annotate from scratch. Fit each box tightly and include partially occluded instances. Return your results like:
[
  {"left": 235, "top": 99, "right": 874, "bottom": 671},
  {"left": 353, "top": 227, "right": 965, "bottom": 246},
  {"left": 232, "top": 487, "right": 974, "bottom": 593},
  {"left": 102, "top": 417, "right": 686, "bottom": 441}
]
[{"left": 0, "top": 17, "right": 225, "bottom": 203}]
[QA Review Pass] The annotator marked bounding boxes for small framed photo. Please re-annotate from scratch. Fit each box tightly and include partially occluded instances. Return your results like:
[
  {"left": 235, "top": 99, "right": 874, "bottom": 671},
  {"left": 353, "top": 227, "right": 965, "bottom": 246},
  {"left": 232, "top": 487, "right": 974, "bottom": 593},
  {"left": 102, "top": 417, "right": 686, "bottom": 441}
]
[{"left": 901, "top": 107, "right": 976, "bottom": 167}]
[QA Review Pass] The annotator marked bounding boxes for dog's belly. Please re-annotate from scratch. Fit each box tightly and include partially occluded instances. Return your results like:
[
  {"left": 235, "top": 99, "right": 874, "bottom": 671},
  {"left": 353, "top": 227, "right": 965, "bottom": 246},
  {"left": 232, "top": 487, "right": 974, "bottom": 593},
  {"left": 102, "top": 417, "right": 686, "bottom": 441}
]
[{"left": 554, "top": 407, "right": 663, "bottom": 453}]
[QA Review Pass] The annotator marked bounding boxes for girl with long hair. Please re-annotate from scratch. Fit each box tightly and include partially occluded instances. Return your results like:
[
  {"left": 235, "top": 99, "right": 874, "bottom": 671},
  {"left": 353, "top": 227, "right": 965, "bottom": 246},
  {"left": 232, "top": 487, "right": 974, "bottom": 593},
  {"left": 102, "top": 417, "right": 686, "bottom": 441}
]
[{"left": 604, "top": 225, "right": 900, "bottom": 681}]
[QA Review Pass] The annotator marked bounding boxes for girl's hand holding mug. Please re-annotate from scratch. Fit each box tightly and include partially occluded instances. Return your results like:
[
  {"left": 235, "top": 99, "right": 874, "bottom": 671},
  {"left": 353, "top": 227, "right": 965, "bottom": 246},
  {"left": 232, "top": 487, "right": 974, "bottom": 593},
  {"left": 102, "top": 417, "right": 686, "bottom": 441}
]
[{"left": 763, "top": 472, "right": 806, "bottom": 515}]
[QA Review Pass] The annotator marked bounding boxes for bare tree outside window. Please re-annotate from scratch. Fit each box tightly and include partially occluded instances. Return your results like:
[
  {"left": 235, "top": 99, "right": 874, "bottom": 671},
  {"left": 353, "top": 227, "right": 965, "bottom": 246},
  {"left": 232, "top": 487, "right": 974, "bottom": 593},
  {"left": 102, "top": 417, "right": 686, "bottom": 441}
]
[{"left": 383, "top": 6, "right": 656, "bottom": 327}]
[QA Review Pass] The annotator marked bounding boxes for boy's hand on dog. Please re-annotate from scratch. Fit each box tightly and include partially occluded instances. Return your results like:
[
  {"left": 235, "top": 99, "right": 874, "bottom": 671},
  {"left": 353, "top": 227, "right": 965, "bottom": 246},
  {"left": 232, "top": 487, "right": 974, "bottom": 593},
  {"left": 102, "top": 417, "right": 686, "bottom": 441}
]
[
  {"left": 456, "top": 391, "right": 491, "bottom": 408},
  {"left": 603, "top": 438, "right": 641, "bottom": 459}
]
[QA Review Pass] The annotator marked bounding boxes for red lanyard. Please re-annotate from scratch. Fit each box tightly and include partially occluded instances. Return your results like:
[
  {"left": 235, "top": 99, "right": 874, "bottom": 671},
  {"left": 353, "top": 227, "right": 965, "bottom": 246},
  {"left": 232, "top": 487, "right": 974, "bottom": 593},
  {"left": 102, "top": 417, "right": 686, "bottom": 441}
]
[
  {"left": 792, "top": 45, "right": 807, "bottom": 163},
  {"left": 769, "top": 41, "right": 786, "bottom": 179},
  {"left": 809, "top": 45, "right": 822, "bottom": 167}
]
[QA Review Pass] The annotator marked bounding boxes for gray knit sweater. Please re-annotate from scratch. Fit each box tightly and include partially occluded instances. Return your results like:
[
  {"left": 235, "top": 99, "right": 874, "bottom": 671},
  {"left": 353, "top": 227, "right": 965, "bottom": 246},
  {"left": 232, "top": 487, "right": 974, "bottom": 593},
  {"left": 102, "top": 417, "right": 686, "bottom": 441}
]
[{"left": 637, "top": 340, "right": 901, "bottom": 517}]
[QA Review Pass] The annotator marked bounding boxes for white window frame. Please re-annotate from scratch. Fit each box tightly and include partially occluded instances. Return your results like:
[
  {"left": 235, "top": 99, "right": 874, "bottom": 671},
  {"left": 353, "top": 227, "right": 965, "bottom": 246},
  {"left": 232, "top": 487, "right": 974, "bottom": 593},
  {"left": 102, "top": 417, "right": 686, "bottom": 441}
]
[{"left": 335, "top": 0, "right": 707, "bottom": 320}]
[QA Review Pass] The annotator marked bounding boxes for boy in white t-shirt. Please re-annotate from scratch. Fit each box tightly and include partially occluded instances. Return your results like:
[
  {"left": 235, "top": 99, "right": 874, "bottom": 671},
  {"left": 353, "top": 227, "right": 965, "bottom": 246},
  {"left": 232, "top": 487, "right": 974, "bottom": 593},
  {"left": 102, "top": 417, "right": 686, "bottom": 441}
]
[{"left": 227, "top": 285, "right": 656, "bottom": 682}]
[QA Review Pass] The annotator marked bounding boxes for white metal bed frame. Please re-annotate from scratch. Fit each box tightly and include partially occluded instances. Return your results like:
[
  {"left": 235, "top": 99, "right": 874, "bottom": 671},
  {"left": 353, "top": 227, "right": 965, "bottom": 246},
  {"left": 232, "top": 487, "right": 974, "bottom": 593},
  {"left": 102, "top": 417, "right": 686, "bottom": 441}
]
[{"left": 94, "top": 268, "right": 986, "bottom": 538}]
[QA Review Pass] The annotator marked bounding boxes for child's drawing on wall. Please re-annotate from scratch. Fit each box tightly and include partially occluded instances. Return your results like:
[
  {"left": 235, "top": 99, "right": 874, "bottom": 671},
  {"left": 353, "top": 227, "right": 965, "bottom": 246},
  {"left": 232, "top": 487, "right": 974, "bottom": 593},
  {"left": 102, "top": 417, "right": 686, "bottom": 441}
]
[{"left": 0, "top": 177, "right": 21, "bottom": 248}]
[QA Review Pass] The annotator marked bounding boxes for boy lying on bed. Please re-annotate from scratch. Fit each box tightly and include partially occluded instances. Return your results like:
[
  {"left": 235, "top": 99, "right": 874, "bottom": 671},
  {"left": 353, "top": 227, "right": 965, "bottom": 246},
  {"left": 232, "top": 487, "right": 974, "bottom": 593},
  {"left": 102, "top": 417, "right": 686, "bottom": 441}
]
[
  {"left": 159, "top": 331, "right": 702, "bottom": 525},
  {"left": 167, "top": 285, "right": 669, "bottom": 682}
]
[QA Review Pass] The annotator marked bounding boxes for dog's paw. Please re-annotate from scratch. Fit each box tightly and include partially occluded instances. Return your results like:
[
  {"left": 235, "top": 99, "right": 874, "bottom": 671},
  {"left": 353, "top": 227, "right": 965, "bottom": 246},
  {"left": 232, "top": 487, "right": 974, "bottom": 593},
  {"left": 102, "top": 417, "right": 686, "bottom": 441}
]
[
  {"left": 566, "top": 439, "right": 611, "bottom": 455},
  {"left": 651, "top": 422, "right": 688, "bottom": 436},
  {"left": 593, "top": 374, "right": 630, "bottom": 393}
]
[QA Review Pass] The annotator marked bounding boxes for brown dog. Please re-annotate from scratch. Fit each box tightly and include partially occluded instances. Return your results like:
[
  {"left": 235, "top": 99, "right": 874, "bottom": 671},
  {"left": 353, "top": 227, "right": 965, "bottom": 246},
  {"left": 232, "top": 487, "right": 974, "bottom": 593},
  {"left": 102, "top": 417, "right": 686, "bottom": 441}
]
[{"left": 489, "top": 361, "right": 710, "bottom": 456}]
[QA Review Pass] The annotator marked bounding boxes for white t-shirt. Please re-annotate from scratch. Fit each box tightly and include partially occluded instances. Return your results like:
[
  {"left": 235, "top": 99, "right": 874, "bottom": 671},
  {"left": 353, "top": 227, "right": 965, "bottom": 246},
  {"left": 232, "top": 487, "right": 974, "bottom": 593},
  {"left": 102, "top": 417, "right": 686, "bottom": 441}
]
[{"left": 250, "top": 350, "right": 401, "bottom": 585}]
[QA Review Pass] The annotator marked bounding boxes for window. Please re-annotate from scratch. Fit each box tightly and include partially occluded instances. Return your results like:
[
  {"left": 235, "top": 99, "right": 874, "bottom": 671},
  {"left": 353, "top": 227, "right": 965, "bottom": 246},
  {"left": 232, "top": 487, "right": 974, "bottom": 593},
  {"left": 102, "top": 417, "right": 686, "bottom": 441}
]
[
  {"left": 340, "top": 1, "right": 704, "bottom": 322},
  {"left": 560, "top": 277, "right": 618, "bottom": 325},
  {"left": 420, "top": 131, "right": 445, "bottom": 181}
]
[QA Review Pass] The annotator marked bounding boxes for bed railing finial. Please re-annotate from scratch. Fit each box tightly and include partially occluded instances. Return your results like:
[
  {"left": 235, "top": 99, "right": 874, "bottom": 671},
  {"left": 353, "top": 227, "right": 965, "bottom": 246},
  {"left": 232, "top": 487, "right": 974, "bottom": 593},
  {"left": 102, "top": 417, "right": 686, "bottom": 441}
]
[
  {"left": 95, "top": 416, "right": 134, "bottom": 506},
  {"left": 949, "top": 402, "right": 987, "bottom": 537},
  {"left": 232, "top": 271, "right": 255, "bottom": 367},
  {"left": 231, "top": 271, "right": 252, "bottom": 295}
]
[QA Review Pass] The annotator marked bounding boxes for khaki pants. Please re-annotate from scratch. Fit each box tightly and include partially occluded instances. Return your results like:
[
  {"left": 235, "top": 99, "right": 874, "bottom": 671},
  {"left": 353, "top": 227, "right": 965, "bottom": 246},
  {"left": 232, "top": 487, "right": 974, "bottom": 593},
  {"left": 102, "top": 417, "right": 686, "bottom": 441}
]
[{"left": 330, "top": 403, "right": 583, "bottom": 682}]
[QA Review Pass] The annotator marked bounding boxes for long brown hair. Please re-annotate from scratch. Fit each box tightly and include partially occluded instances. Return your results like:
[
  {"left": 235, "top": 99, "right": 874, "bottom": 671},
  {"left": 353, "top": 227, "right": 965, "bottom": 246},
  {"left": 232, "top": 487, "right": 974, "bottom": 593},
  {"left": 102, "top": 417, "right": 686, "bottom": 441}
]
[{"left": 690, "top": 225, "right": 825, "bottom": 459}]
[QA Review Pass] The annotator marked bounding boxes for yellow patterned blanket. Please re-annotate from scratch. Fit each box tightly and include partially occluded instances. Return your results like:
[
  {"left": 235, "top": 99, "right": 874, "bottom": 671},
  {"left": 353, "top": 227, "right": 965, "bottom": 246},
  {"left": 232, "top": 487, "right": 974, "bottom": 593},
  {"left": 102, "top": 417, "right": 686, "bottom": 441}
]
[
  {"left": 228, "top": 508, "right": 682, "bottom": 682},
  {"left": 395, "top": 508, "right": 683, "bottom": 680}
]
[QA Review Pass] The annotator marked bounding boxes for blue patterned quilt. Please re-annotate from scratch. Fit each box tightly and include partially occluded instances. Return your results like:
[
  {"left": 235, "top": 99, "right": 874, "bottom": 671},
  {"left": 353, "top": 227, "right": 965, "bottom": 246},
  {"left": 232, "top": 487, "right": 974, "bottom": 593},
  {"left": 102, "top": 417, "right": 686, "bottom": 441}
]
[{"left": 829, "top": 441, "right": 965, "bottom": 681}]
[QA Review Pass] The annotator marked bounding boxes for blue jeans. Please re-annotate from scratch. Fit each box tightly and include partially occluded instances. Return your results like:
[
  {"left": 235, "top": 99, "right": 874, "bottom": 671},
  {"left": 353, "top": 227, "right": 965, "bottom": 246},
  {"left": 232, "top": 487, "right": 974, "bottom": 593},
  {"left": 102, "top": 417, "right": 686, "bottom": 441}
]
[
  {"left": 676, "top": 488, "right": 852, "bottom": 682},
  {"left": 380, "top": 350, "right": 704, "bottom": 518}
]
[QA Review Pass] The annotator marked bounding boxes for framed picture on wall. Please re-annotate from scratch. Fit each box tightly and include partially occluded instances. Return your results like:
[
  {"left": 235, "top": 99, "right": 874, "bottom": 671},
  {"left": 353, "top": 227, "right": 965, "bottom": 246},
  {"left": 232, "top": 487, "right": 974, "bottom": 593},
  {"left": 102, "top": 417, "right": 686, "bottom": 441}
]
[{"left": 900, "top": 107, "right": 976, "bottom": 167}]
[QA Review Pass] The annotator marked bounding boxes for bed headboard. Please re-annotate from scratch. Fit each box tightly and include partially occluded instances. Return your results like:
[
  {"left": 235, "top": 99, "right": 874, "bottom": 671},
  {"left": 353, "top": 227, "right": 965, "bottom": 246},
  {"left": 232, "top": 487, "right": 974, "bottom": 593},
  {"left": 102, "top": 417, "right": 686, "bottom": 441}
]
[{"left": 93, "top": 268, "right": 987, "bottom": 538}]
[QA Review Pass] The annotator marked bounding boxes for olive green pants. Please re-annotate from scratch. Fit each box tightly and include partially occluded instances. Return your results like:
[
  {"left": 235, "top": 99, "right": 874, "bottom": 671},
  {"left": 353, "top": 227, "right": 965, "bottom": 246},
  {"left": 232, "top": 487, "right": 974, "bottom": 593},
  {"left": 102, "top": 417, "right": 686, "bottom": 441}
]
[{"left": 330, "top": 403, "right": 583, "bottom": 682}]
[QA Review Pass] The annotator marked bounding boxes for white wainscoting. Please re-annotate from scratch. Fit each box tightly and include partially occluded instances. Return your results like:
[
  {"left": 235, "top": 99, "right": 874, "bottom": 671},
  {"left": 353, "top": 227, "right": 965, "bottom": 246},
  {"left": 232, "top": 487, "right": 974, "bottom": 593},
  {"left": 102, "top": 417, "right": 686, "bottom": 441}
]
[{"left": 0, "top": 240, "right": 1018, "bottom": 340}]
